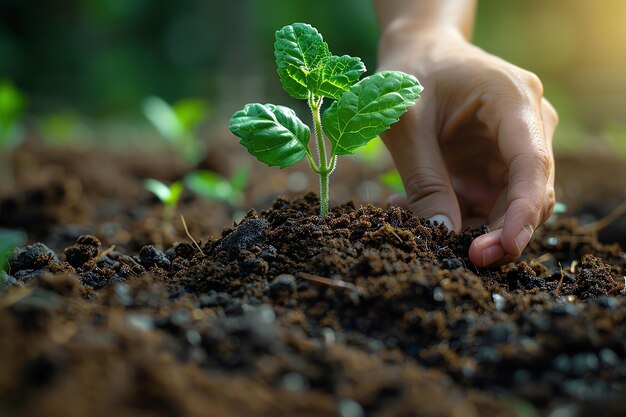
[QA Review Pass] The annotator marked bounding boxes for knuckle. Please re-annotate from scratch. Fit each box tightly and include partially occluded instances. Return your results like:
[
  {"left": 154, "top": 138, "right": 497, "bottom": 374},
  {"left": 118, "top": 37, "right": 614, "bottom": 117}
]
[
  {"left": 510, "top": 195, "right": 543, "bottom": 226},
  {"left": 543, "top": 100, "right": 559, "bottom": 124},
  {"left": 519, "top": 70, "right": 543, "bottom": 96},
  {"left": 404, "top": 166, "right": 449, "bottom": 204},
  {"left": 489, "top": 68, "right": 542, "bottom": 104},
  {"left": 534, "top": 148, "right": 553, "bottom": 176}
]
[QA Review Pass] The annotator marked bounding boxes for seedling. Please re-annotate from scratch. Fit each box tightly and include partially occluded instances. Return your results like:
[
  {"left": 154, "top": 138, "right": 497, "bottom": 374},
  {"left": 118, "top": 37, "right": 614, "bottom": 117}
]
[
  {"left": 184, "top": 165, "right": 250, "bottom": 208},
  {"left": 143, "top": 96, "right": 209, "bottom": 164},
  {"left": 0, "top": 79, "right": 26, "bottom": 186},
  {"left": 144, "top": 179, "right": 184, "bottom": 225},
  {"left": 230, "top": 23, "right": 422, "bottom": 215}
]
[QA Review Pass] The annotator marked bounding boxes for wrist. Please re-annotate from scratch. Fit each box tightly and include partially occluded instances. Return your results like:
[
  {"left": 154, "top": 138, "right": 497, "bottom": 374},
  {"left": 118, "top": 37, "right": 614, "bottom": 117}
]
[
  {"left": 379, "top": 21, "right": 466, "bottom": 57},
  {"left": 377, "top": 23, "right": 468, "bottom": 71},
  {"left": 380, "top": 17, "right": 466, "bottom": 48}
]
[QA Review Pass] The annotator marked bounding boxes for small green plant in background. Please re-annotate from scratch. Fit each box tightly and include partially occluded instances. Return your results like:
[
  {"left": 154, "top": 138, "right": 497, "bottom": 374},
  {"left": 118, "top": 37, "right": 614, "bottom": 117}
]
[
  {"left": 184, "top": 165, "right": 250, "bottom": 209},
  {"left": 0, "top": 79, "right": 27, "bottom": 186},
  {"left": 353, "top": 135, "right": 385, "bottom": 167},
  {"left": 39, "top": 111, "right": 89, "bottom": 146},
  {"left": 143, "top": 96, "right": 210, "bottom": 164},
  {"left": 229, "top": 23, "right": 422, "bottom": 216},
  {"left": 379, "top": 170, "right": 405, "bottom": 196},
  {"left": 144, "top": 179, "right": 184, "bottom": 226},
  {"left": 0, "top": 228, "right": 26, "bottom": 288}
]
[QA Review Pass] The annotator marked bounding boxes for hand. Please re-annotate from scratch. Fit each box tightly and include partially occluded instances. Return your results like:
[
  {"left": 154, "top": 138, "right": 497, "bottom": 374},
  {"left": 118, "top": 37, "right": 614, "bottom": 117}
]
[{"left": 377, "top": 29, "right": 558, "bottom": 267}]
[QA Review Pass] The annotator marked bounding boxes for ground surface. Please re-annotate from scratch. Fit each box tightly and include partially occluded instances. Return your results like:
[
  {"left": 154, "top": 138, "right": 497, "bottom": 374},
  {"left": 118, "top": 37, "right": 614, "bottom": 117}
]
[{"left": 1, "top": 143, "right": 625, "bottom": 417}]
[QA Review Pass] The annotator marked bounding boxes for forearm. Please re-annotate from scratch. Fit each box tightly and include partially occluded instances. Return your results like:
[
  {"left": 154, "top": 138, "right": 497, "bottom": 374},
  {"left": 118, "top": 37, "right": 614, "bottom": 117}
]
[{"left": 374, "top": 0, "right": 477, "bottom": 41}]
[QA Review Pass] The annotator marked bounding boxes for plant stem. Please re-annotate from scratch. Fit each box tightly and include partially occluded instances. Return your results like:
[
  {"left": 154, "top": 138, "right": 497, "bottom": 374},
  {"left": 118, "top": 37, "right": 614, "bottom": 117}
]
[
  {"left": 163, "top": 203, "right": 175, "bottom": 227},
  {"left": 319, "top": 172, "right": 329, "bottom": 216},
  {"left": 309, "top": 94, "right": 331, "bottom": 216}
]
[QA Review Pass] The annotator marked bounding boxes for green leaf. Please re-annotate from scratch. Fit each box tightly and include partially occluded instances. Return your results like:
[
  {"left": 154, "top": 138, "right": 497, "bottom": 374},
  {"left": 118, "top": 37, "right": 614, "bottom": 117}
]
[
  {"left": 173, "top": 98, "right": 209, "bottom": 131},
  {"left": 143, "top": 96, "right": 183, "bottom": 143},
  {"left": 144, "top": 179, "right": 171, "bottom": 202},
  {"left": 168, "top": 182, "right": 184, "bottom": 207},
  {"left": 144, "top": 179, "right": 183, "bottom": 207},
  {"left": 307, "top": 55, "right": 366, "bottom": 99},
  {"left": 229, "top": 103, "right": 310, "bottom": 169},
  {"left": 0, "top": 80, "right": 25, "bottom": 131},
  {"left": 275, "top": 23, "right": 330, "bottom": 99},
  {"left": 184, "top": 170, "right": 233, "bottom": 202},
  {"left": 323, "top": 71, "right": 422, "bottom": 155}
]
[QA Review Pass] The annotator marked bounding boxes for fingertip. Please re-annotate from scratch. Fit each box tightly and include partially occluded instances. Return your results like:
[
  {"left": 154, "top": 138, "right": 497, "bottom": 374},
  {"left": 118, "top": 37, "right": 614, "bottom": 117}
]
[
  {"left": 514, "top": 225, "right": 533, "bottom": 255},
  {"left": 469, "top": 229, "right": 507, "bottom": 267}
]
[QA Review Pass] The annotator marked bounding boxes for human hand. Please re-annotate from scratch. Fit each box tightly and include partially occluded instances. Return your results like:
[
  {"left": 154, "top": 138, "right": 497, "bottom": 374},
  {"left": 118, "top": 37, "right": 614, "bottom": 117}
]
[{"left": 377, "top": 28, "right": 558, "bottom": 267}]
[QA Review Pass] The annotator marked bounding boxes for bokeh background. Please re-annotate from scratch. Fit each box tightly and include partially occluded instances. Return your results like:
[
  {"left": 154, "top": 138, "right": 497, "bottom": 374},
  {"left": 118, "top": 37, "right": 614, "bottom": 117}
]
[{"left": 1, "top": 0, "right": 626, "bottom": 155}]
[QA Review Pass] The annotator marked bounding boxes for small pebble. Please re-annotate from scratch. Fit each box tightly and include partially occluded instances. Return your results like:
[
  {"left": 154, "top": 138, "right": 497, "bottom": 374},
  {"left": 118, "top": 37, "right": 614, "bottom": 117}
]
[
  {"left": 281, "top": 372, "right": 308, "bottom": 392},
  {"left": 433, "top": 287, "right": 445, "bottom": 302},
  {"left": 337, "top": 399, "right": 364, "bottom": 417},
  {"left": 126, "top": 314, "right": 154, "bottom": 331},
  {"left": 269, "top": 274, "right": 297, "bottom": 299},
  {"left": 492, "top": 293, "right": 506, "bottom": 311}
]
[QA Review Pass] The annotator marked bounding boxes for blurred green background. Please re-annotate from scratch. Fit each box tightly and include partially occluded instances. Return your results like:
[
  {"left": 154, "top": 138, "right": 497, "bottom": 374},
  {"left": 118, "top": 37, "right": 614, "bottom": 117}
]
[{"left": 1, "top": 0, "right": 625, "bottom": 154}]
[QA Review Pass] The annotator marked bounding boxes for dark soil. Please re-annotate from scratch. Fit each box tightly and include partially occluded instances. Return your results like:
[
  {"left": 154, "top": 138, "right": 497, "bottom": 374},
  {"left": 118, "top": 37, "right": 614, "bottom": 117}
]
[{"left": 2, "top": 191, "right": 625, "bottom": 417}]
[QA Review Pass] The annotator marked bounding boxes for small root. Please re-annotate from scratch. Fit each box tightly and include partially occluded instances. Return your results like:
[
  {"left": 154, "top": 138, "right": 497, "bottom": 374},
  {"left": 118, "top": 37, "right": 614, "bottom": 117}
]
[{"left": 576, "top": 200, "right": 626, "bottom": 234}]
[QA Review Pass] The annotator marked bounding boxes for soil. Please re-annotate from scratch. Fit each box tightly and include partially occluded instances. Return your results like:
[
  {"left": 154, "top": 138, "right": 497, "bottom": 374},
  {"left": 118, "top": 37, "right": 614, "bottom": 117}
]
[{"left": 1, "top": 144, "right": 625, "bottom": 417}]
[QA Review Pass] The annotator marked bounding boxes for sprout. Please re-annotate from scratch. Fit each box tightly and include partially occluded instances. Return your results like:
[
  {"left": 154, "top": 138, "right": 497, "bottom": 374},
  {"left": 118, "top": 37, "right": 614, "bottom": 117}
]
[
  {"left": 229, "top": 23, "right": 422, "bottom": 215},
  {"left": 144, "top": 179, "right": 184, "bottom": 226}
]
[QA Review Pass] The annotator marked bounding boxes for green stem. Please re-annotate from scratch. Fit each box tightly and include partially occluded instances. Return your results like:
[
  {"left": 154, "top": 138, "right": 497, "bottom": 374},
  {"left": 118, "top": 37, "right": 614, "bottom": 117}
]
[
  {"left": 309, "top": 95, "right": 327, "bottom": 170},
  {"left": 309, "top": 94, "right": 331, "bottom": 216},
  {"left": 319, "top": 172, "right": 329, "bottom": 216},
  {"left": 163, "top": 203, "right": 175, "bottom": 228}
]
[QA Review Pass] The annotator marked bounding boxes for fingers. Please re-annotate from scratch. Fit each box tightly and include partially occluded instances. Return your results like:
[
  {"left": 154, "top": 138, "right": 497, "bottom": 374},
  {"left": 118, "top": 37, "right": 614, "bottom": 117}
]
[
  {"left": 540, "top": 98, "right": 558, "bottom": 223},
  {"left": 471, "top": 97, "right": 557, "bottom": 267},
  {"left": 383, "top": 105, "right": 462, "bottom": 233},
  {"left": 498, "top": 100, "right": 557, "bottom": 258},
  {"left": 469, "top": 229, "right": 509, "bottom": 267}
]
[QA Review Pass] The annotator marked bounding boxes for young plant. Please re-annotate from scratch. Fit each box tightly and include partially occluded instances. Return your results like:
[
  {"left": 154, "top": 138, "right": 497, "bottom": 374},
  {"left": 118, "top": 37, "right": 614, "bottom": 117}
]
[
  {"left": 229, "top": 23, "right": 422, "bottom": 215},
  {"left": 144, "top": 179, "right": 184, "bottom": 225},
  {"left": 0, "top": 79, "right": 26, "bottom": 186},
  {"left": 143, "top": 96, "right": 209, "bottom": 164},
  {"left": 184, "top": 165, "right": 250, "bottom": 208}
]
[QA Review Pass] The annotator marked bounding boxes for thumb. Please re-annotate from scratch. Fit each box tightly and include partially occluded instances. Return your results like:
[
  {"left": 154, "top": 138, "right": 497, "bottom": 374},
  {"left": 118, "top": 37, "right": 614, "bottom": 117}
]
[{"left": 382, "top": 109, "right": 461, "bottom": 233}]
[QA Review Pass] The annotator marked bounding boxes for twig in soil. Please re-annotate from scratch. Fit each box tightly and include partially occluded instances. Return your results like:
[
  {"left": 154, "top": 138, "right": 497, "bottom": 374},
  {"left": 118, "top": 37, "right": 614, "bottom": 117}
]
[
  {"left": 576, "top": 200, "right": 626, "bottom": 234},
  {"left": 555, "top": 262, "right": 565, "bottom": 297},
  {"left": 180, "top": 215, "right": 205, "bottom": 256},
  {"left": 96, "top": 245, "right": 116, "bottom": 259},
  {"left": 298, "top": 272, "right": 361, "bottom": 294}
]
